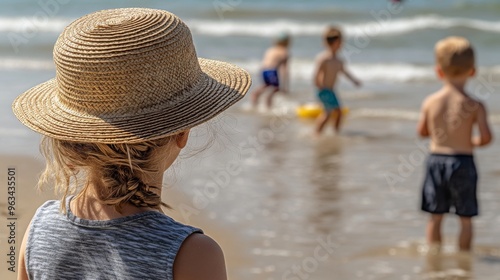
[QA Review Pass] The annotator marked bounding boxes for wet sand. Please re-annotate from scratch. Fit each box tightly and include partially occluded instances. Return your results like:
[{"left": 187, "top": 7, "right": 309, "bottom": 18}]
[
  {"left": 2, "top": 104, "right": 500, "bottom": 280},
  {"left": 164, "top": 107, "right": 500, "bottom": 280}
]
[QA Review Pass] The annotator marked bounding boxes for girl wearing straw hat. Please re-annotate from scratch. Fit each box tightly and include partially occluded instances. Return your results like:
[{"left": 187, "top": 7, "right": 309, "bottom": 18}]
[{"left": 13, "top": 8, "right": 250, "bottom": 280}]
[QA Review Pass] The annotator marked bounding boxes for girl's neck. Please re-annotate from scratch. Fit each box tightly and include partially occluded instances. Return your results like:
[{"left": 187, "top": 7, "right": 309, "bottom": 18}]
[
  {"left": 70, "top": 185, "right": 161, "bottom": 221},
  {"left": 69, "top": 136, "right": 179, "bottom": 221}
]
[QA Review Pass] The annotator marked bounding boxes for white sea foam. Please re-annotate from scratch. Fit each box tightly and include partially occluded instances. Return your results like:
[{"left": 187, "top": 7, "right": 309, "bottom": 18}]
[
  {"left": 348, "top": 63, "right": 434, "bottom": 83},
  {"left": 214, "top": 59, "right": 500, "bottom": 83},
  {"left": 350, "top": 108, "right": 420, "bottom": 121},
  {"left": 0, "top": 58, "right": 54, "bottom": 70},
  {"left": 345, "top": 14, "right": 500, "bottom": 37},
  {"left": 0, "top": 128, "right": 31, "bottom": 137},
  {"left": 186, "top": 15, "right": 500, "bottom": 37},
  {"left": 1, "top": 56, "right": 496, "bottom": 87},
  {"left": 0, "top": 17, "right": 70, "bottom": 33},
  {"left": 348, "top": 108, "right": 500, "bottom": 125},
  {"left": 237, "top": 59, "right": 435, "bottom": 83},
  {"left": 187, "top": 19, "right": 320, "bottom": 37},
  {"left": 1, "top": 14, "right": 499, "bottom": 38}
]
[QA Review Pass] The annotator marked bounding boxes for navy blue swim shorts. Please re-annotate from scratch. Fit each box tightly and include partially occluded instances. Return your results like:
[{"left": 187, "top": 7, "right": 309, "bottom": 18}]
[
  {"left": 421, "top": 154, "right": 478, "bottom": 217},
  {"left": 262, "top": 69, "right": 279, "bottom": 87}
]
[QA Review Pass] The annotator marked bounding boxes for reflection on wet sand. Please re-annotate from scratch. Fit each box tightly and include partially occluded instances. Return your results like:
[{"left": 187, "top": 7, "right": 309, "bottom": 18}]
[
  {"left": 308, "top": 137, "right": 343, "bottom": 235},
  {"left": 424, "top": 252, "right": 472, "bottom": 279},
  {"left": 172, "top": 110, "right": 500, "bottom": 279},
  {"left": 345, "top": 238, "right": 500, "bottom": 279}
]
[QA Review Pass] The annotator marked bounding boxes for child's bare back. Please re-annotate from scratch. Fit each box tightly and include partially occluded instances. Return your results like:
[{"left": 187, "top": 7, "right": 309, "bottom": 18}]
[
  {"left": 315, "top": 51, "right": 343, "bottom": 89},
  {"left": 420, "top": 87, "right": 489, "bottom": 155},
  {"left": 262, "top": 45, "right": 289, "bottom": 70}
]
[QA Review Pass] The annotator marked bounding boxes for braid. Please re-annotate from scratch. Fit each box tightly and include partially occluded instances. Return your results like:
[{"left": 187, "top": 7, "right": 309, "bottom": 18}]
[
  {"left": 39, "top": 136, "right": 173, "bottom": 213},
  {"left": 127, "top": 179, "right": 165, "bottom": 208},
  {"left": 99, "top": 160, "right": 167, "bottom": 211}
]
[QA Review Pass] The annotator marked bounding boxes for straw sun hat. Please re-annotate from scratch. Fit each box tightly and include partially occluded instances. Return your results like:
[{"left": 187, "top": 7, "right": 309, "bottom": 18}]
[{"left": 12, "top": 8, "right": 251, "bottom": 143}]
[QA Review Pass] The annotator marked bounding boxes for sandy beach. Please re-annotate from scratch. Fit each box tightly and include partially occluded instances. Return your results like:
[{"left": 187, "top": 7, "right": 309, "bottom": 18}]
[{"left": 0, "top": 155, "right": 54, "bottom": 280}]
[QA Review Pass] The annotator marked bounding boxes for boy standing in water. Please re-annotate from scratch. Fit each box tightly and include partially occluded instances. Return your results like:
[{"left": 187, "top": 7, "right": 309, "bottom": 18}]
[
  {"left": 314, "top": 26, "right": 361, "bottom": 135},
  {"left": 251, "top": 33, "right": 290, "bottom": 108},
  {"left": 418, "top": 36, "right": 492, "bottom": 251}
]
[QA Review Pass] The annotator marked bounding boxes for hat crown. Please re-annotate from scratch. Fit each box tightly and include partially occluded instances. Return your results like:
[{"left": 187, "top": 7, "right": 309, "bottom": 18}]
[{"left": 53, "top": 8, "right": 202, "bottom": 117}]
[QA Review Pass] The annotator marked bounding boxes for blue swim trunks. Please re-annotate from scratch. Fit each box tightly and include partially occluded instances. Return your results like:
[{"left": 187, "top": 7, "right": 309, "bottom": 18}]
[
  {"left": 317, "top": 88, "right": 341, "bottom": 112},
  {"left": 421, "top": 154, "right": 478, "bottom": 217},
  {"left": 262, "top": 69, "right": 279, "bottom": 87}
]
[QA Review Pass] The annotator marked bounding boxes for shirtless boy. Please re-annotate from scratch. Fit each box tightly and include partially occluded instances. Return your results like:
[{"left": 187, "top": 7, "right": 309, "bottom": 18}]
[
  {"left": 251, "top": 33, "right": 290, "bottom": 108},
  {"left": 314, "top": 26, "right": 360, "bottom": 135},
  {"left": 418, "top": 36, "right": 492, "bottom": 251}
]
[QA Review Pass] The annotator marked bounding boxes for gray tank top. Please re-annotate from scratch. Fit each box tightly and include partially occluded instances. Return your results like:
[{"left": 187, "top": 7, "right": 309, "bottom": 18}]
[{"left": 26, "top": 196, "right": 202, "bottom": 280}]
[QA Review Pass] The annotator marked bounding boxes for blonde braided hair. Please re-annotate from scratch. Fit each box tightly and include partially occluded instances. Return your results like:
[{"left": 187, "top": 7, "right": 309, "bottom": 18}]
[{"left": 39, "top": 136, "right": 175, "bottom": 212}]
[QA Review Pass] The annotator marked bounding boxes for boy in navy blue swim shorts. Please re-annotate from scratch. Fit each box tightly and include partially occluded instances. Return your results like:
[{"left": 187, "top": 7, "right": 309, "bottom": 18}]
[
  {"left": 422, "top": 154, "right": 478, "bottom": 217},
  {"left": 262, "top": 69, "right": 279, "bottom": 88},
  {"left": 417, "top": 36, "right": 492, "bottom": 251},
  {"left": 314, "top": 27, "right": 360, "bottom": 135},
  {"left": 251, "top": 33, "right": 290, "bottom": 109}
]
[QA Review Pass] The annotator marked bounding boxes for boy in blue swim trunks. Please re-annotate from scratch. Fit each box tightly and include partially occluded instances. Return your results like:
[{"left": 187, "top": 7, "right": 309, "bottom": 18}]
[
  {"left": 251, "top": 33, "right": 290, "bottom": 108},
  {"left": 418, "top": 36, "right": 492, "bottom": 251},
  {"left": 314, "top": 26, "right": 361, "bottom": 135}
]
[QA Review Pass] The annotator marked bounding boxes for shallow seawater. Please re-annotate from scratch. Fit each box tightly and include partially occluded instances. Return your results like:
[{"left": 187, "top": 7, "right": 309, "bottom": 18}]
[{"left": 169, "top": 100, "right": 500, "bottom": 279}]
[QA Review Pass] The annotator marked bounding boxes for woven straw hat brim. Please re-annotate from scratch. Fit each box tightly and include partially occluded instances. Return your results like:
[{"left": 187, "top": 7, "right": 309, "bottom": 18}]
[{"left": 12, "top": 58, "right": 251, "bottom": 143}]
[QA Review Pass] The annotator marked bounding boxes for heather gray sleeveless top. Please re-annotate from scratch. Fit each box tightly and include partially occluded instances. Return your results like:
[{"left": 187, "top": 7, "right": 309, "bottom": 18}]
[{"left": 26, "top": 196, "right": 202, "bottom": 280}]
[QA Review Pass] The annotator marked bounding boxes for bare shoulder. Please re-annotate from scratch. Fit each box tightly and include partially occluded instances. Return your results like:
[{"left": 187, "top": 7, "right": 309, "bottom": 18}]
[
  {"left": 459, "top": 92, "right": 485, "bottom": 118},
  {"left": 173, "top": 233, "right": 226, "bottom": 280},
  {"left": 465, "top": 94, "right": 484, "bottom": 108},
  {"left": 475, "top": 99, "right": 486, "bottom": 110},
  {"left": 264, "top": 46, "right": 276, "bottom": 57},
  {"left": 180, "top": 233, "right": 223, "bottom": 254},
  {"left": 315, "top": 51, "right": 328, "bottom": 63},
  {"left": 469, "top": 97, "right": 487, "bottom": 116},
  {"left": 421, "top": 91, "right": 440, "bottom": 109}
]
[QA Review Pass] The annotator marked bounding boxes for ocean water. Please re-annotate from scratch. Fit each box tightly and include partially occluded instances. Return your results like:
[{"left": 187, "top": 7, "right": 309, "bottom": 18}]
[{"left": 2, "top": 0, "right": 500, "bottom": 279}]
